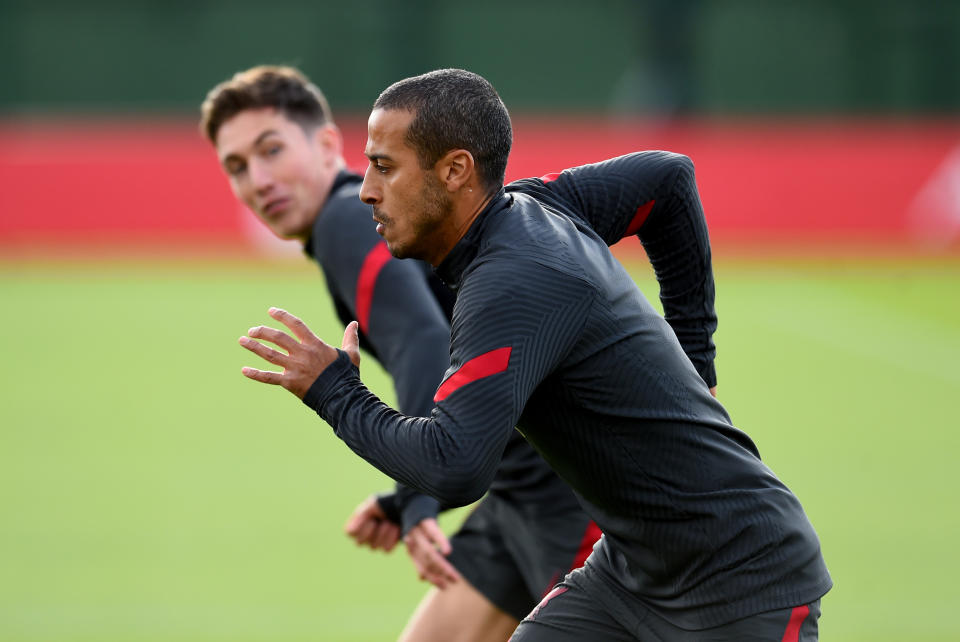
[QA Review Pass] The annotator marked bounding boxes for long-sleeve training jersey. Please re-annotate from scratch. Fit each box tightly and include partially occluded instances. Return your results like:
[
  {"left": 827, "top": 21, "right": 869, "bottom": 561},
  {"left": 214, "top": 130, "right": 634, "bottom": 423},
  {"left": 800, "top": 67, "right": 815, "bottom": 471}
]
[
  {"left": 305, "top": 171, "right": 581, "bottom": 530},
  {"left": 304, "top": 153, "right": 830, "bottom": 628}
]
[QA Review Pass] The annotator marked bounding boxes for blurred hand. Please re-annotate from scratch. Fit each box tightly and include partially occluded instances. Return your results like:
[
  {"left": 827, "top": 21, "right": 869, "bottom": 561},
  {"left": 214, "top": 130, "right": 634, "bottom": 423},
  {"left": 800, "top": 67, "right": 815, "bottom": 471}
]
[
  {"left": 709, "top": 386, "right": 717, "bottom": 398},
  {"left": 344, "top": 496, "right": 401, "bottom": 552},
  {"left": 403, "top": 518, "right": 461, "bottom": 589},
  {"left": 239, "top": 308, "right": 361, "bottom": 398}
]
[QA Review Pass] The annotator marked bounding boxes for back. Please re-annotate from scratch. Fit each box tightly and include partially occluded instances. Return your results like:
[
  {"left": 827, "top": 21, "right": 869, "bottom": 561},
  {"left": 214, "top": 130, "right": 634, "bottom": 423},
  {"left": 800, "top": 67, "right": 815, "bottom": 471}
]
[{"left": 439, "top": 185, "right": 830, "bottom": 629}]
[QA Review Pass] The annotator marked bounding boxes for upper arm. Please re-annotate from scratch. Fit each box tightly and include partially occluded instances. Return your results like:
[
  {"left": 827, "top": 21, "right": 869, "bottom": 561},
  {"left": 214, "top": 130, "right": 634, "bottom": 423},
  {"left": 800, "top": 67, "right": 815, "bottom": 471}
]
[
  {"left": 535, "top": 152, "right": 718, "bottom": 387},
  {"left": 538, "top": 151, "right": 693, "bottom": 245},
  {"left": 435, "top": 258, "right": 594, "bottom": 445}
]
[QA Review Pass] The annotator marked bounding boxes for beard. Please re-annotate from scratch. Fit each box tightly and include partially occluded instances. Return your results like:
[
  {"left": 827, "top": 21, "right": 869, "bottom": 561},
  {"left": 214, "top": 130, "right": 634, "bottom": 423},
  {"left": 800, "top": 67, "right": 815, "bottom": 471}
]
[{"left": 389, "top": 172, "right": 454, "bottom": 261}]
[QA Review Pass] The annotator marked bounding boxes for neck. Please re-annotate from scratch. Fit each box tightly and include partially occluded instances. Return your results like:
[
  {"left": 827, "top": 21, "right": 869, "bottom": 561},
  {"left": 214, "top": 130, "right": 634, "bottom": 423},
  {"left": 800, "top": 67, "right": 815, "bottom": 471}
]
[{"left": 428, "top": 185, "right": 497, "bottom": 266}]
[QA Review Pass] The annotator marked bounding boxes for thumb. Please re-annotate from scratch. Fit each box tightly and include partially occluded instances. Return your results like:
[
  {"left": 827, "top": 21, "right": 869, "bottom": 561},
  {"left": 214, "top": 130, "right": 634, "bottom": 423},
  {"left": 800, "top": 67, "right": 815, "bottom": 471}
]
[{"left": 342, "top": 321, "right": 361, "bottom": 367}]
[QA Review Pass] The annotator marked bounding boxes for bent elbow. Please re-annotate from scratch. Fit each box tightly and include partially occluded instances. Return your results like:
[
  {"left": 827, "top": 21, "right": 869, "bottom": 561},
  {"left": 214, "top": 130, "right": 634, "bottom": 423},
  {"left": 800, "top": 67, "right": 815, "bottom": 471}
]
[
  {"left": 665, "top": 152, "right": 696, "bottom": 189},
  {"left": 427, "top": 466, "right": 491, "bottom": 508}
]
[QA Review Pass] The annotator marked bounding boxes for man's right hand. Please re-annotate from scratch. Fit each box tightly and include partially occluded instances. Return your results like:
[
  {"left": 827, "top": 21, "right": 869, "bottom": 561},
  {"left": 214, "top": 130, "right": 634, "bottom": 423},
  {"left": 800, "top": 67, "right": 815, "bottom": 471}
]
[
  {"left": 344, "top": 496, "right": 401, "bottom": 552},
  {"left": 403, "top": 518, "right": 462, "bottom": 589}
]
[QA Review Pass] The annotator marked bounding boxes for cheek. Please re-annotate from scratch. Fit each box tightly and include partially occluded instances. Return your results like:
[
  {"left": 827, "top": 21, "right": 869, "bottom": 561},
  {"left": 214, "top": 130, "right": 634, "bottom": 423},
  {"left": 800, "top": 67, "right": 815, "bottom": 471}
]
[
  {"left": 231, "top": 180, "right": 253, "bottom": 206},
  {"left": 394, "top": 179, "right": 418, "bottom": 207}
]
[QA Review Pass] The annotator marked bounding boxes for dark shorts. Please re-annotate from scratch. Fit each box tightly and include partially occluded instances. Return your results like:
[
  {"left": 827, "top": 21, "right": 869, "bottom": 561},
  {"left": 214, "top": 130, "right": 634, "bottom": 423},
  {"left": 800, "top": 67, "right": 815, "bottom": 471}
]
[
  {"left": 512, "top": 571, "right": 822, "bottom": 641},
  {"left": 447, "top": 492, "right": 597, "bottom": 621}
]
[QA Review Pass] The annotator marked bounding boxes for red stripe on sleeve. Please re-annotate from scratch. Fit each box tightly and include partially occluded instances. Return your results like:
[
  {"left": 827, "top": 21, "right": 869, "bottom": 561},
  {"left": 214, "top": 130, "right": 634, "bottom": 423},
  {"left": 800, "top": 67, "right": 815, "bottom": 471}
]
[
  {"left": 355, "top": 242, "right": 393, "bottom": 334},
  {"left": 780, "top": 604, "right": 811, "bottom": 642},
  {"left": 570, "top": 521, "right": 602, "bottom": 571},
  {"left": 433, "top": 346, "right": 512, "bottom": 402},
  {"left": 540, "top": 172, "right": 561, "bottom": 183},
  {"left": 623, "top": 200, "right": 655, "bottom": 237}
]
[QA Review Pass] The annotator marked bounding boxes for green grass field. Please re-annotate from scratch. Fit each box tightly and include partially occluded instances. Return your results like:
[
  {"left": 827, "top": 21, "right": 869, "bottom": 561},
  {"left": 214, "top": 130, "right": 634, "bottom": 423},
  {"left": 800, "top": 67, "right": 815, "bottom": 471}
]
[{"left": 1, "top": 254, "right": 958, "bottom": 641}]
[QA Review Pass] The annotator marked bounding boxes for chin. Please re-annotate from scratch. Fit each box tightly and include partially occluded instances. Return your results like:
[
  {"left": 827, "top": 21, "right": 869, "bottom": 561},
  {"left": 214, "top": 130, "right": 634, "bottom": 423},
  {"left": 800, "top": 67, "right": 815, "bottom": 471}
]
[
  {"left": 277, "top": 222, "right": 312, "bottom": 241},
  {"left": 384, "top": 243, "right": 405, "bottom": 259}
]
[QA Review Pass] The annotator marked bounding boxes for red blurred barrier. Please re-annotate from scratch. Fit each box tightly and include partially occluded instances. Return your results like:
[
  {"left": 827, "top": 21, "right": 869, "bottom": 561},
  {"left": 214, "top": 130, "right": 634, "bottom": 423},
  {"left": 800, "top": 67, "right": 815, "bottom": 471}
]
[{"left": 2, "top": 117, "right": 958, "bottom": 256}]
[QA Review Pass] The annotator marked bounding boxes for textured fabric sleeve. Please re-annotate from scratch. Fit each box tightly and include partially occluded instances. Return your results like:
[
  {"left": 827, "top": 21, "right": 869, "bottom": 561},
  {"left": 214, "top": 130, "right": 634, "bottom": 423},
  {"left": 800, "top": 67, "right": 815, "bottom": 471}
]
[
  {"left": 536, "top": 152, "right": 718, "bottom": 387},
  {"left": 302, "top": 259, "right": 593, "bottom": 506}
]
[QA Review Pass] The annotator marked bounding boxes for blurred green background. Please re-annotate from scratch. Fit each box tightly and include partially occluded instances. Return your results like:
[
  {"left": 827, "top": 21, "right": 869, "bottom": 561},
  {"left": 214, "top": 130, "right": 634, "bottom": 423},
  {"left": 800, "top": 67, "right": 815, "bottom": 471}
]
[
  {"left": 2, "top": 1, "right": 959, "bottom": 640},
  {"left": 2, "top": 0, "right": 959, "bottom": 116}
]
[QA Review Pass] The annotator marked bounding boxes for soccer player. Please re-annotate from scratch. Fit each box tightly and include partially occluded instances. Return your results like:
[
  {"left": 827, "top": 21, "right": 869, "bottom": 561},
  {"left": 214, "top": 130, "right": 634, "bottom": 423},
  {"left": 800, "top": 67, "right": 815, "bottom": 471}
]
[
  {"left": 202, "top": 66, "right": 720, "bottom": 641},
  {"left": 237, "top": 68, "right": 831, "bottom": 640}
]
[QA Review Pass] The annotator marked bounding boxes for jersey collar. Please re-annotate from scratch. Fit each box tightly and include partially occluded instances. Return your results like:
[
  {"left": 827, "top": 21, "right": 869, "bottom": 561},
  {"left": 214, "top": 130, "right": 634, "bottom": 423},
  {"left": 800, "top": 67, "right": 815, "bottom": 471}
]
[{"left": 435, "top": 187, "right": 509, "bottom": 290}]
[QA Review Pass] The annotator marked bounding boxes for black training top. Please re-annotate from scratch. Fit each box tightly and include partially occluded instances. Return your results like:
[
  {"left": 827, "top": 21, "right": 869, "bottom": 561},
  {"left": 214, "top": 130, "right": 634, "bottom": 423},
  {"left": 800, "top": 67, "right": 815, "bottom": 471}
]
[
  {"left": 305, "top": 171, "right": 581, "bottom": 532},
  {"left": 304, "top": 153, "right": 829, "bottom": 628}
]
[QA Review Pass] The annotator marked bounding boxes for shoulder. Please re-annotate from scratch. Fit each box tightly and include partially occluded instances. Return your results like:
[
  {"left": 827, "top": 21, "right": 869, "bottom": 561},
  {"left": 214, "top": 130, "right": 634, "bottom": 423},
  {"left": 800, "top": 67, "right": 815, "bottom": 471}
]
[
  {"left": 316, "top": 174, "right": 368, "bottom": 232},
  {"left": 462, "top": 236, "right": 594, "bottom": 308},
  {"left": 309, "top": 175, "right": 379, "bottom": 266},
  {"left": 485, "top": 192, "right": 598, "bottom": 259}
]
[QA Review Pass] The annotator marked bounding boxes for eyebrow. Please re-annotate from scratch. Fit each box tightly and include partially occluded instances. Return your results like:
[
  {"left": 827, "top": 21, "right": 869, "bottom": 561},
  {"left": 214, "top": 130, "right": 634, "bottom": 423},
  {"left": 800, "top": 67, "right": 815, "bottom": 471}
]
[
  {"left": 364, "top": 153, "right": 393, "bottom": 163},
  {"left": 221, "top": 129, "right": 281, "bottom": 165}
]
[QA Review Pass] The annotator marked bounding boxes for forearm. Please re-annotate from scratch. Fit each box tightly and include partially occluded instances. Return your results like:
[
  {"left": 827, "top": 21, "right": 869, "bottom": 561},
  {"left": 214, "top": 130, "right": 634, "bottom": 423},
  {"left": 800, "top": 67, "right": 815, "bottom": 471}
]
[{"left": 303, "top": 352, "right": 497, "bottom": 507}]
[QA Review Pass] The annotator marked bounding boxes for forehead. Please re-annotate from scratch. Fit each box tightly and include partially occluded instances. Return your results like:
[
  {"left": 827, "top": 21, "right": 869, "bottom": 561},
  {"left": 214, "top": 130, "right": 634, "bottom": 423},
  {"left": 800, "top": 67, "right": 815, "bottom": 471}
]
[
  {"left": 364, "top": 108, "right": 416, "bottom": 157},
  {"left": 216, "top": 107, "right": 300, "bottom": 158}
]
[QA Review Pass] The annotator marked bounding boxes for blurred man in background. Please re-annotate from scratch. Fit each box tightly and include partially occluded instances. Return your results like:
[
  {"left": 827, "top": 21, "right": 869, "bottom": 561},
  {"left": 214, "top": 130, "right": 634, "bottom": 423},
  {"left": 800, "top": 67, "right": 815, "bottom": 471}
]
[{"left": 238, "top": 68, "right": 830, "bottom": 640}]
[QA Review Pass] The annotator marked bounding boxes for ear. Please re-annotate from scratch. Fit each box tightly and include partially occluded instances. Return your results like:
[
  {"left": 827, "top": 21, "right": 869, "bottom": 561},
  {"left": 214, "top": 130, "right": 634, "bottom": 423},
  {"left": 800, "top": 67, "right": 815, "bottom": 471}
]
[
  {"left": 435, "top": 149, "right": 475, "bottom": 193},
  {"left": 313, "top": 124, "right": 343, "bottom": 158}
]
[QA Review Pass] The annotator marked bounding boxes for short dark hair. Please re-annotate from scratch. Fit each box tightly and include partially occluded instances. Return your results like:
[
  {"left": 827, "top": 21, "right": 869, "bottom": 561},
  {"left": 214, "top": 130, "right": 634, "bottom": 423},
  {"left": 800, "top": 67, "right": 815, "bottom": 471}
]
[
  {"left": 374, "top": 69, "right": 512, "bottom": 190},
  {"left": 200, "top": 65, "right": 333, "bottom": 144}
]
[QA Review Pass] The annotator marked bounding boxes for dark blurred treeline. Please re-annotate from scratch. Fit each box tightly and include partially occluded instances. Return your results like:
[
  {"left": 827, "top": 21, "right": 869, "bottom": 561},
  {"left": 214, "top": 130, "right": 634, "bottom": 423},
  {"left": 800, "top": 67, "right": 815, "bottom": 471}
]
[{"left": 1, "top": 0, "right": 958, "bottom": 116}]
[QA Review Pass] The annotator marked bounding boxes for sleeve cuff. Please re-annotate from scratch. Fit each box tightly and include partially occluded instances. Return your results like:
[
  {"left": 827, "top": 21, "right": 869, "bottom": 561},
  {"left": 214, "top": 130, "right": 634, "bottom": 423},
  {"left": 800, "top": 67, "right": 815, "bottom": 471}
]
[
  {"left": 400, "top": 494, "right": 442, "bottom": 536},
  {"left": 699, "top": 361, "right": 717, "bottom": 389},
  {"left": 374, "top": 492, "right": 402, "bottom": 525},
  {"left": 302, "top": 349, "right": 358, "bottom": 413}
]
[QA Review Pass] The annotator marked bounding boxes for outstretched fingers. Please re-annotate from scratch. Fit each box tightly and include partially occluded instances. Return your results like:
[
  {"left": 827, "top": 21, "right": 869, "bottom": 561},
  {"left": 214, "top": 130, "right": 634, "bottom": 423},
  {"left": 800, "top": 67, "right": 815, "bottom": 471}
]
[
  {"left": 240, "top": 366, "right": 285, "bottom": 386},
  {"left": 239, "top": 335, "right": 289, "bottom": 367},
  {"left": 239, "top": 308, "right": 340, "bottom": 399},
  {"left": 269, "top": 307, "right": 319, "bottom": 344},
  {"left": 247, "top": 324, "right": 300, "bottom": 353}
]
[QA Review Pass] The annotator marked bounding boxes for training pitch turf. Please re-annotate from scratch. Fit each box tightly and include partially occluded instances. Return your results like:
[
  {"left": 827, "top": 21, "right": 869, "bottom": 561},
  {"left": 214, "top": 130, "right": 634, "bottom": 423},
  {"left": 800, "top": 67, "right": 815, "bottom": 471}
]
[{"left": 1, "top": 254, "right": 957, "bottom": 641}]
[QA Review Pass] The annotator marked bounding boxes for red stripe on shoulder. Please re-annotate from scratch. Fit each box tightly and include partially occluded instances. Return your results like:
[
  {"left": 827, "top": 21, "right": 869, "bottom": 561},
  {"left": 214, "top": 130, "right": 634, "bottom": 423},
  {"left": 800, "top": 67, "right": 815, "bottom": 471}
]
[
  {"left": 355, "top": 242, "right": 393, "bottom": 334},
  {"left": 433, "top": 346, "right": 512, "bottom": 403},
  {"left": 540, "top": 172, "right": 562, "bottom": 183},
  {"left": 623, "top": 200, "right": 655, "bottom": 237}
]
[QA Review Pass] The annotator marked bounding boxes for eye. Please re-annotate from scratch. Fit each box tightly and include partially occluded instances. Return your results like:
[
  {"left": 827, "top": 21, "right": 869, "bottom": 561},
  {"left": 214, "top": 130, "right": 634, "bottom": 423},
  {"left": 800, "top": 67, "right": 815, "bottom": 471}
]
[
  {"left": 225, "top": 161, "right": 247, "bottom": 177},
  {"left": 374, "top": 160, "right": 389, "bottom": 174},
  {"left": 264, "top": 143, "right": 283, "bottom": 157}
]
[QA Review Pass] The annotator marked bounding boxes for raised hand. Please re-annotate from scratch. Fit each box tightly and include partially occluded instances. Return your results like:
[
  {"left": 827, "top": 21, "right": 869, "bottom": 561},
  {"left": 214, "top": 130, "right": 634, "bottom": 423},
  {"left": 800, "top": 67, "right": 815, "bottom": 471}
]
[{"left": 238, "top": 307, "right": 361, "bottom": 399}]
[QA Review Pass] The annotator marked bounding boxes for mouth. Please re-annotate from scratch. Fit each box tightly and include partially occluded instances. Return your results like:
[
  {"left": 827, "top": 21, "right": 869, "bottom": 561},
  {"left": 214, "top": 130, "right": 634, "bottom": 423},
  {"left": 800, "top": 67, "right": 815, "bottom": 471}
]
[
  {"left": 372, "top": 208, "right": 388, "bottom": 235},
  {"left": 262, "top": 197, "right": 291, "bottom": 217}
]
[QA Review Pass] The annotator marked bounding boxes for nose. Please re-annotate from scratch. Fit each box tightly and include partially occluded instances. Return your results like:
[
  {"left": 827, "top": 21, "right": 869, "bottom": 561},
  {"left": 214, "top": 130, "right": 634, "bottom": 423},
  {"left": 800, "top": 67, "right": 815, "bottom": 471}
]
[
  {"left": 359, "top": 165, "right": 380, "bottom": 205},
  {"left": 248, "top": 159, "right": 273, "bottom": 194}
]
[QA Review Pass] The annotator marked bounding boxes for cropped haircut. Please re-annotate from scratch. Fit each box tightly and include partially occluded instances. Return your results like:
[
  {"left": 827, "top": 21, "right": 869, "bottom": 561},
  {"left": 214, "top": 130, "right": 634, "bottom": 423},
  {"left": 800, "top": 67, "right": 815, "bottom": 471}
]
[
  {"left": 200, "top": 65, "right": 333, "bottom": 144},
  {"left": 373, "top": 69, "right": 512, "bottom": 190}
]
